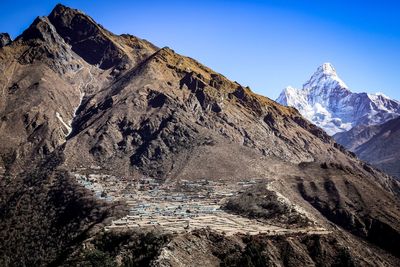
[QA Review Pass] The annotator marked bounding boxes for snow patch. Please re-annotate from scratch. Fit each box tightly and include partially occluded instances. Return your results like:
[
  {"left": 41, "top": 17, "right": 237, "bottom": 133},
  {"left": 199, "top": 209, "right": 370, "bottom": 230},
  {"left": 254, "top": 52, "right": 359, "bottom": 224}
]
[
  {"left": 56, "top": 112, "right": 72, "bottom": 136},
  {"left": 69, "top": 91, "right": 85, "bottom": 125}
]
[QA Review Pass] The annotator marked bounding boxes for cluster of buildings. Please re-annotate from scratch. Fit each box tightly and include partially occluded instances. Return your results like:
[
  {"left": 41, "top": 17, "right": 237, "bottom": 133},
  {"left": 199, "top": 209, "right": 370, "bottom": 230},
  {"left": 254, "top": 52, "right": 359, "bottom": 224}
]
[{"left": 72, "top": 170, "right": 289, "bottom": 234}]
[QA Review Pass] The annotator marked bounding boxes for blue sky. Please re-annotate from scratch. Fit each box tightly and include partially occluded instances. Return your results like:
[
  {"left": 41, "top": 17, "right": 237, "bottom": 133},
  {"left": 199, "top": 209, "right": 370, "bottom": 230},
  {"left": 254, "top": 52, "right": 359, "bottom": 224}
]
[{"left": 1, "top": 0, "right": 400, "bottom": 100}]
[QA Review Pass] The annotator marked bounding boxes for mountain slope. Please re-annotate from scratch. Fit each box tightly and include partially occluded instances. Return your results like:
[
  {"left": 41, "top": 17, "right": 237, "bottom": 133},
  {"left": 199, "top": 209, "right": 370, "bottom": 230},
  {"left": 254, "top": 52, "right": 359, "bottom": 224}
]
[
  {"left": 61, "top": 46, "right": 351, "bottom": 179},
  {"left": 335, "top": 117, "right": 400, "bottom": 178},
  {"left": 1, "top": 4, "right": 400, "bottom": 266},
  {"left": 0, "top": 4, "right": 158, "bottom": 174},
  {"left": 276, "top": 63, "right": 400, "bottom": 135}
]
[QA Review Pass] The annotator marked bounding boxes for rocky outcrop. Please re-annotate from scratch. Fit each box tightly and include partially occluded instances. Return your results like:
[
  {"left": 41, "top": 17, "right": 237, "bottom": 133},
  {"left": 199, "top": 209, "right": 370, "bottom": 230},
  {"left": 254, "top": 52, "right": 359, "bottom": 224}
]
[
  {"left": 0, "top": 33, "right": 11, "bottom": 47},
  {"left": 224, "top": 184, "right": 311, "bottom": 227},
  {"left": 48, "top": 4, "right": 124, "bottom": 69},
  {"left": 48, "top": 4, "right": 157, "bottom": 70}
]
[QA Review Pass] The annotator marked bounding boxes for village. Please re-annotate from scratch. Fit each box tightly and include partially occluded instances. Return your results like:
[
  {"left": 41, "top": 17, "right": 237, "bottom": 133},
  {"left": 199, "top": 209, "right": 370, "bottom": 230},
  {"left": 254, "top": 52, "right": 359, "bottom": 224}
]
[{"left": 72, "top": 169, "right": 328, "bottom": 236}]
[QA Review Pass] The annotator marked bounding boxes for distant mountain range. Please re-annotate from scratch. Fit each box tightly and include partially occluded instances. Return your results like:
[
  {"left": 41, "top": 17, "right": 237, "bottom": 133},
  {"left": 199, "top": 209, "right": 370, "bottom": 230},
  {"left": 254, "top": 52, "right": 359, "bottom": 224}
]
[
  {"left": 276, "top": 63, "right": 400, "bottom": 178},
  {"left": 276, "top": 63, "right": 400, "bottom": 135}
]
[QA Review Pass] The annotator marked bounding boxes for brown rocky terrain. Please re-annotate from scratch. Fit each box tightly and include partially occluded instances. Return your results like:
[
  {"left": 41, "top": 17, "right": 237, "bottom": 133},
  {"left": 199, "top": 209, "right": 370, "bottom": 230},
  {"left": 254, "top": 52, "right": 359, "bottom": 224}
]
[{"left": 1, "top": 4, "right": 400, "bottom": 266}]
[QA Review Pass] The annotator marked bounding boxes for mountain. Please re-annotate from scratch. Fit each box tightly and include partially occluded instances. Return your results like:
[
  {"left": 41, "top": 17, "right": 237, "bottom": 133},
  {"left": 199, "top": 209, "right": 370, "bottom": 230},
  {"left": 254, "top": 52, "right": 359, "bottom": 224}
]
[
  {"left": 276, "top": 63, "right": 400, "bottom": 135},
  {"left": 335, "top": 116, "right": 400, "bottom": 178},
  {"left": 1, "top": 4, "right": 400, "bottom": 266},
  {"left": 278, "top": 63, "right": 400, "bottom": 179}
]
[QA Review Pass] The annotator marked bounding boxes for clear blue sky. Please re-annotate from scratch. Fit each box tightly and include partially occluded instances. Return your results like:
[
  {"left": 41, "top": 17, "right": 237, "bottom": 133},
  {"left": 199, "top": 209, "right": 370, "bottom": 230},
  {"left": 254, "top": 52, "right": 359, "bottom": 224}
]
[{"left": 1, "top": 0, "right": 400, "bottom": 100}]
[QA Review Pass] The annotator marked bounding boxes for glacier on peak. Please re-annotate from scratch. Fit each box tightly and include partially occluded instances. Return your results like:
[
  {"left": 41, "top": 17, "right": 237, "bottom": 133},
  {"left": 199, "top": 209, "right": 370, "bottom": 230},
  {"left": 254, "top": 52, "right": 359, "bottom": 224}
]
[{"left": 276, "top": 63, "right": 400, "bottom": 135}]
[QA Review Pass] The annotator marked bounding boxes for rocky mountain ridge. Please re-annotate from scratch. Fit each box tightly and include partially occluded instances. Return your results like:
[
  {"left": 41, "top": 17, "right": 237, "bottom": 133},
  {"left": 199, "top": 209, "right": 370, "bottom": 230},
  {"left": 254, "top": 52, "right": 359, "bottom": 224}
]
[{"left": 335, "top": 116, "right": 400, "bottom": 178}]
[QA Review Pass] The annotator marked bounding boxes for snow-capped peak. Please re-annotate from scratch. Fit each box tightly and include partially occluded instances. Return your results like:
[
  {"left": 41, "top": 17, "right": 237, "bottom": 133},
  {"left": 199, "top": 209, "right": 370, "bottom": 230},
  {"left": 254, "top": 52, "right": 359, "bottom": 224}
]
[
  {"left": 303, "top": 63, "right": 348, "bottom": 92},
  {"left": 276, "top": 63, "right": 400, "bottom": 135},
  {"left": 319, "top": 62, "right": 337, "bottom": 76}
]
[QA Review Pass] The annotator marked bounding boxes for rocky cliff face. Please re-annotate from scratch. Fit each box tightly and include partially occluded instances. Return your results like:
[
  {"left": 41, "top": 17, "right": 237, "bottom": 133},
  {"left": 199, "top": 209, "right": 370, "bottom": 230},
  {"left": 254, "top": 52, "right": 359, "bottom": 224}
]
[
  {"left": 276, "top": 63, "right": 400, "bottom": 135},
  {"left": 1, "top": 4, "right": 400, "bottom": 266}
]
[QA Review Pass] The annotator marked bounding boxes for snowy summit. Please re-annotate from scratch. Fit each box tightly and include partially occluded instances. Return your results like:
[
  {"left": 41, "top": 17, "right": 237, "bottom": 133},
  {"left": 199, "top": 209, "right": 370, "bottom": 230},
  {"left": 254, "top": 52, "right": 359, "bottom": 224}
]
[{"left": 276, "top": 63, "right": 400, "bottom": 135}]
